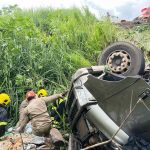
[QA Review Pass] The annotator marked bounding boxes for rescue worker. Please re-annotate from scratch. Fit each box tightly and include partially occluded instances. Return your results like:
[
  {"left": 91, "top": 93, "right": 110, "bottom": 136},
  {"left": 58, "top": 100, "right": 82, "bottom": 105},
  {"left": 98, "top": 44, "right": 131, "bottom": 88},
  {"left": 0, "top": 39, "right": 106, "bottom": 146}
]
[
  {"left": 16, "top": 91, "right": 64, "bottom": 145},
  {"left": 16, "top": 88, "right": 33, "bottom": 128},
  {"left": 37, "top": 88, "right": 59, "bottom": 127},
  {"left": 51, "top": 98, "right": 65, "bottom": 122},
  {"left": 37, "top": 88, "right": 66, "bottom": 128},
  {"left": 51, "top": 91, "right": 67, "bottom": 123},
  {"left": 0, "top": 93, "right": 11, "bottom": 137}
]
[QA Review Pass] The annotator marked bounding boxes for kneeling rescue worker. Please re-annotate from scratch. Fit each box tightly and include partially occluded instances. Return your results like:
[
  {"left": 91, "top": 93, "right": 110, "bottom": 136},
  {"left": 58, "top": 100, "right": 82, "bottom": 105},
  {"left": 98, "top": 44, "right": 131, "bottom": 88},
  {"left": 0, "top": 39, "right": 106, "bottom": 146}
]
[
  {"left": 0, "top": 93, "right": 11, "bottom": 137},
  {"left": 16, "top": 91, "right": 64, "bottom": 145}
]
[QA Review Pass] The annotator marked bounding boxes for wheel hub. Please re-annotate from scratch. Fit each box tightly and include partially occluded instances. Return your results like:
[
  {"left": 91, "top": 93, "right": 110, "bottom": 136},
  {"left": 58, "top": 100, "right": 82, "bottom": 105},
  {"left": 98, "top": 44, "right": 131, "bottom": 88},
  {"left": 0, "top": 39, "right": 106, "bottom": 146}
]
[{"left": 107, "top": 51, "right": 131, "bottom": 73}]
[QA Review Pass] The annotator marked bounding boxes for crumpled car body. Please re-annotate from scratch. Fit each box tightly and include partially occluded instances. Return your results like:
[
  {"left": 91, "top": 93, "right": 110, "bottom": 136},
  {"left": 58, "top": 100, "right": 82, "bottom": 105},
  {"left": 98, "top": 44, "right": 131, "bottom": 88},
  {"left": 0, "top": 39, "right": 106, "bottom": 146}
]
[{"left": 66, "top": 66, "right": 150, "bottom": 149}]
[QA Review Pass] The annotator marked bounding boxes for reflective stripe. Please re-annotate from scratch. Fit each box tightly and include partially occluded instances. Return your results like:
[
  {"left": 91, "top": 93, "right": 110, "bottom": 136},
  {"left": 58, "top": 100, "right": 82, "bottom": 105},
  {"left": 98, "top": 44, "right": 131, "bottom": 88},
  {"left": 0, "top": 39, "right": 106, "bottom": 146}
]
[
  {"left": 55, "top": 98, "right": 64, "bottom": 107},
  {"left": 50, "top": 117, "right": 54, "bottom": 120},
  {"left": 52, "top": 106, "right": 57, "bottom": 110},
  {"left": 0, "top": 122, "right": 7, "bottom": 126},
  {"left": 59, "top": 98, "right": 64, "bottom": 104},
  {"left": 56, "top": 99, "right": 59, "bottom": 106},
  {"left": 52, "top": 99, "right": 64, "bottom": 110}
]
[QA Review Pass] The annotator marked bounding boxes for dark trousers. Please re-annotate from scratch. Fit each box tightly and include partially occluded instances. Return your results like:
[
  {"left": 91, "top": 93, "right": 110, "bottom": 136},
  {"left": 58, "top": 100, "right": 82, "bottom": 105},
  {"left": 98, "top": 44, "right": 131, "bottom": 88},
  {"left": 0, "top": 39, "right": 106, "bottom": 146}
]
[{"left": 0, "top": 125, "right": 6, "bottom": 137}]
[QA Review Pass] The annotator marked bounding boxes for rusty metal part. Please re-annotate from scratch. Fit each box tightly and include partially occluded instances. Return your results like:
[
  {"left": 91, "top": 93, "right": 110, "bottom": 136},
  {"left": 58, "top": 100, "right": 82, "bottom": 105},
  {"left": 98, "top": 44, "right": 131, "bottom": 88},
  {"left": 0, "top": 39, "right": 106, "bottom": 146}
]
[{"left": 107, "top": 50, "right": 131, "bottom": 73}]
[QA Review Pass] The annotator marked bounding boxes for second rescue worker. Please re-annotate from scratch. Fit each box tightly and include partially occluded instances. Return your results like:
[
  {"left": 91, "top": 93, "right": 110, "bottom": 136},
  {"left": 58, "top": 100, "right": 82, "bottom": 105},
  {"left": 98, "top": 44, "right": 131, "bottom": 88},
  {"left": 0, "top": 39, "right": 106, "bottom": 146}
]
[{"left": 16, "top": 91, "right": 64, "bottom": 144}]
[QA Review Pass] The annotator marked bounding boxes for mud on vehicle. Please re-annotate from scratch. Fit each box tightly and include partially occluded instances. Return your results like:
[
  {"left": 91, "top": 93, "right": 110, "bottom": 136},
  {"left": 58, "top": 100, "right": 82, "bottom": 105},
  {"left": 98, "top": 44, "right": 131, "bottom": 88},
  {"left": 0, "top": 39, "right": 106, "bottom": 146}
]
[{"left": 66, "top": 42, "right": 150, "bottom": 150}]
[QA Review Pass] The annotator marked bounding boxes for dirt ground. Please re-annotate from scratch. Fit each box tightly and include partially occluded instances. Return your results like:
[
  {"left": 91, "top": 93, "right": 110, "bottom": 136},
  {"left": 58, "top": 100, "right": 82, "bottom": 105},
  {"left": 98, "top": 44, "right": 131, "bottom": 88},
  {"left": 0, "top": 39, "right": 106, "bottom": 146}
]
[
  {"left": 115, "top": 17, "right": 150, "bottom": 29},
  {"left": 0, "top": 133, "right": 51, "bottom": 150}
]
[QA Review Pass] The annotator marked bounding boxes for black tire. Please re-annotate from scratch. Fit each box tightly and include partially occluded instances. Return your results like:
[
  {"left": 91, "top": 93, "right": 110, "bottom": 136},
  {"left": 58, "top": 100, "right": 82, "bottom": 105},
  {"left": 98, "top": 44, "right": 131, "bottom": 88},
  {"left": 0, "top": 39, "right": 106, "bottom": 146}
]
[{"left": 98, "top": 41, "right": 145, "bottom": 76}]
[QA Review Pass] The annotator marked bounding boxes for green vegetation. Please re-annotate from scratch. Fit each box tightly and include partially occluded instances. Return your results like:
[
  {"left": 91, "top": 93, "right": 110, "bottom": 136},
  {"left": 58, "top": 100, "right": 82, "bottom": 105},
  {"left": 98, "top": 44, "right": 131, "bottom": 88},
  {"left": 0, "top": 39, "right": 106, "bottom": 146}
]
[
  {"left": 0, "top": 6, "right": 149, "bottom": 126},
  {"left": 117, "top": 24, "right": 150, "bottom": 60},
  {"left": 0, "top": 6, "right": 117, "bottom": 126}
]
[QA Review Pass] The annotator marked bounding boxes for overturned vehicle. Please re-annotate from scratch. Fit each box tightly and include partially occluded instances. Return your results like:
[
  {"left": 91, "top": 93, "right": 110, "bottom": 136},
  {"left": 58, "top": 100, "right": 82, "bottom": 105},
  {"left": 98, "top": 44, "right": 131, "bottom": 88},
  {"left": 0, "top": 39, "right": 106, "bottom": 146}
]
[{"left": 66, "top": 42, "right": 150, "bottom": 150}]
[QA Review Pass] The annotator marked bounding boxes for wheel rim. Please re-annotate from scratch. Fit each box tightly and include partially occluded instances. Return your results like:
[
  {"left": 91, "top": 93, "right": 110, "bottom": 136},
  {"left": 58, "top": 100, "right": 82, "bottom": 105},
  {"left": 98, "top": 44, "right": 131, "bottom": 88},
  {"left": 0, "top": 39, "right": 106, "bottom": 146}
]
[{"left": 106, "top": 50, "right": 131, "bottom": 74}]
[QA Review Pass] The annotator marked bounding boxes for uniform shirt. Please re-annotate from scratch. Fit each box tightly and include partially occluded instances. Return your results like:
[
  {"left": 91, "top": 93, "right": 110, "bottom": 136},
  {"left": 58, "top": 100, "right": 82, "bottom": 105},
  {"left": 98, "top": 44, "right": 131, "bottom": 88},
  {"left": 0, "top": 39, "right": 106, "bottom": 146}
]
[{"left": 19, "top": 94, "right": 61, "bottom": 132}]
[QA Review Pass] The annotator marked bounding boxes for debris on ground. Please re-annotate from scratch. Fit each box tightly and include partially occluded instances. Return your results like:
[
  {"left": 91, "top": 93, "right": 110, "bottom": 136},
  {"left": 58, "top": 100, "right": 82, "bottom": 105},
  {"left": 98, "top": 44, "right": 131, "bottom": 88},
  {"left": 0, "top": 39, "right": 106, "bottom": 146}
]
[
  {"left": 115, "top": 18, "right": 150, "bottom": 29},
  {"left": 0, "top": 133, "right": 52, "bottom": 150}
]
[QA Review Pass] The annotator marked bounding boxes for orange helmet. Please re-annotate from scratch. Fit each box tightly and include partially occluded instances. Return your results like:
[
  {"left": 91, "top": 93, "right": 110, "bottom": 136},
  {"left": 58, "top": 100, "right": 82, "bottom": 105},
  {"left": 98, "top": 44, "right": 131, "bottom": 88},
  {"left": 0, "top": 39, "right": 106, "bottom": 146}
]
[{"left": 26, "top": 91, "right": 36, "bottom": 100}]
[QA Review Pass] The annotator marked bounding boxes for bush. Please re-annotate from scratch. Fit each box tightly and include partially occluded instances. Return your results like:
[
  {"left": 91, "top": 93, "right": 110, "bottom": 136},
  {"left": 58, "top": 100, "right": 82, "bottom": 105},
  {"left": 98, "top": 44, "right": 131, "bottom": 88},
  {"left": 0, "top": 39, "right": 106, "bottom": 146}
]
[{"left": 0, "top": 6, "right": 117, "bottom": 125}]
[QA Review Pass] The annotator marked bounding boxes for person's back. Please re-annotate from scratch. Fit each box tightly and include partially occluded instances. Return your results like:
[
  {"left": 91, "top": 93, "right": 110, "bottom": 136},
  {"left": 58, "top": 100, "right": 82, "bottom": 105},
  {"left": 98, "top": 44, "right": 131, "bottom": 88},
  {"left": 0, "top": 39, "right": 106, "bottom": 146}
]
[{"left": 27, "top": 98, "right": 51, "bottom": 135}]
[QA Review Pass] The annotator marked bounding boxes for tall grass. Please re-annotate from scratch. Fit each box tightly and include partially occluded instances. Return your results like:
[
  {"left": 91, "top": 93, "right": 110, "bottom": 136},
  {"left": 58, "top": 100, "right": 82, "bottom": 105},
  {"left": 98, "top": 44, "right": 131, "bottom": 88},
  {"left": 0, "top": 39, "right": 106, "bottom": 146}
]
[
  {"left": 1, "top": 6, "right": 150, "bottom": 126},
  {"left": 117, "top": 24, "right": 150, "bottom": 60},
  {"left": 0, "top": 6, "right": 117, "bottom": 125}
]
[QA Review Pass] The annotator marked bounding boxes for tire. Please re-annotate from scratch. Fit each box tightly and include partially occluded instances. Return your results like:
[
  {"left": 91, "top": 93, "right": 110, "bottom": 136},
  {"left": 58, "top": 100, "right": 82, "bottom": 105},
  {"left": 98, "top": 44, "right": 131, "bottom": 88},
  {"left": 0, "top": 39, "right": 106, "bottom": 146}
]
[{"left": 98, "top": 41, "right": 145, "bottom": 76}]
